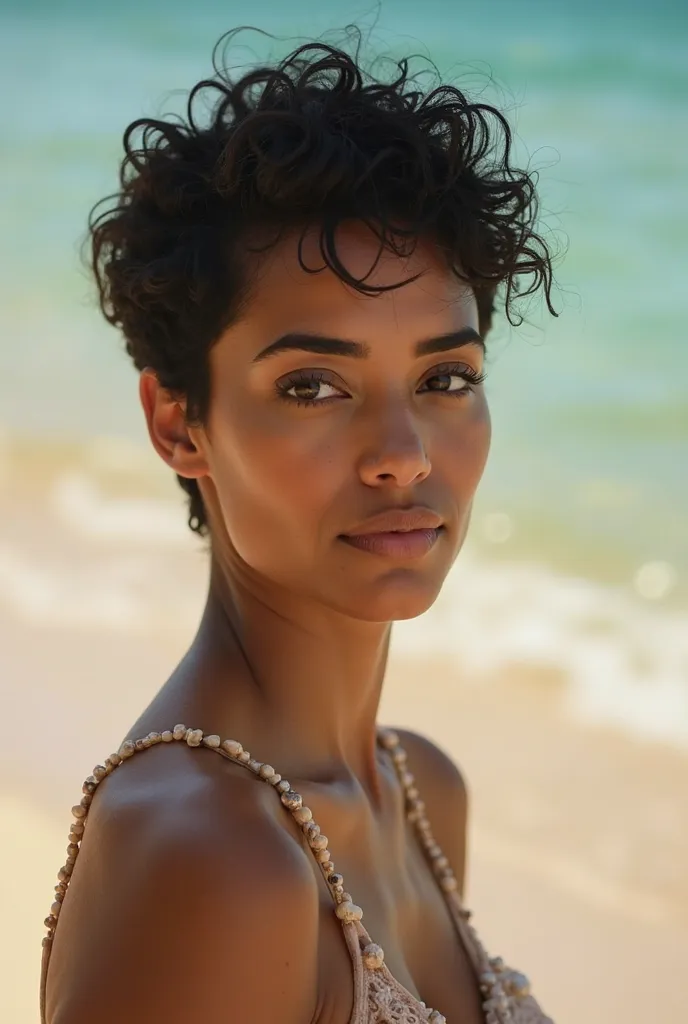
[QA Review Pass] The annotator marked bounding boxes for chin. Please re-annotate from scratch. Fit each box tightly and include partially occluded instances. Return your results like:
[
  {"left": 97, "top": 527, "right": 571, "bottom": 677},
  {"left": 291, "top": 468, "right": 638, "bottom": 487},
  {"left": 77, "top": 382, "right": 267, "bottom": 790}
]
[{"left": 331, "top": 570, "right": 447, "bottom": 623}]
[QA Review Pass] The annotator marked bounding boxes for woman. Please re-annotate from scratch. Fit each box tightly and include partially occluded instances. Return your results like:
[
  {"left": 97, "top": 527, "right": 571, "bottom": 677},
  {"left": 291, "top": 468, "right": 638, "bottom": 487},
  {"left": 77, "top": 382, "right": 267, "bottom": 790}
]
[{"left": 41, "top": 28, "right": 559, "bottom": 1024}]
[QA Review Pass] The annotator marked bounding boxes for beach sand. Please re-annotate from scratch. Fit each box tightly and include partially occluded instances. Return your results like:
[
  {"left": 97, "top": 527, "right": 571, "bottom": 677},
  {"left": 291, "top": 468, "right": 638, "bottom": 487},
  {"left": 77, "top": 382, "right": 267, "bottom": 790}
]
[{"left": 2, "top": 487, "right": 688, "bottom": 1023}]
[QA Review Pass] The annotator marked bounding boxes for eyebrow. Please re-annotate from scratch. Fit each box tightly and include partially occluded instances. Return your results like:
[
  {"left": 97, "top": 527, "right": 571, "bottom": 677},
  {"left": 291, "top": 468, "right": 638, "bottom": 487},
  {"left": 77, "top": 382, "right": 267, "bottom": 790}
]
[{"left": 252, "top": 327, "right": 484, "bottom": 363}]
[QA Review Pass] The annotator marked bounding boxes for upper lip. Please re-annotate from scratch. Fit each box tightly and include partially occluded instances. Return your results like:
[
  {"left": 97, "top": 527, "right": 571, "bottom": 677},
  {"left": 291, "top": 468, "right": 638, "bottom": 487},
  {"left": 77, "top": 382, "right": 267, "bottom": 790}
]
[{"left": 342, "top": 507, "right": 444, "bottom": 536}]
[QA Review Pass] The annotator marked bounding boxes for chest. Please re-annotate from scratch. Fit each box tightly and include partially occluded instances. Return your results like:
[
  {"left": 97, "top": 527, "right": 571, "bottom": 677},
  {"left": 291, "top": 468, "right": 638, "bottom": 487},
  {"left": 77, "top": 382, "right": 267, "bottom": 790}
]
[{"left": 309, "top": 821, "right": 485, "bottom": 1024}]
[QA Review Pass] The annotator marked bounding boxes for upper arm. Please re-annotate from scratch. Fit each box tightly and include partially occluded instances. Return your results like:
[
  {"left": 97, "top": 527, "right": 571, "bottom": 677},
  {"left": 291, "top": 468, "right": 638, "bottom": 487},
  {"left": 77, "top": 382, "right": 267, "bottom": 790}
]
[
  {"left": 393, "top": 728, "right": 469, "bottom": 897},
  {"left": 46, "top": 776, "right": 320, "bottom": 1024}
]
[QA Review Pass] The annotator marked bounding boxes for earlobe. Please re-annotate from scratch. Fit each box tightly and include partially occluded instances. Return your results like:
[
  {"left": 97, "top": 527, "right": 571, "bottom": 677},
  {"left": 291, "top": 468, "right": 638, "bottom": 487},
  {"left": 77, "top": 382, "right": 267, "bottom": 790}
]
[{"left": 138, "top": 369, "right": 209, "bottom": 481}]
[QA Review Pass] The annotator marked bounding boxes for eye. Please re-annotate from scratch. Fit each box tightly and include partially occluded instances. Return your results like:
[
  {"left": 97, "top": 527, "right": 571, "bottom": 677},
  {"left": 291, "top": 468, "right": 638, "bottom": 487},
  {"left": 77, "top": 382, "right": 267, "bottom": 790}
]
[
  {"left": 420, "top": 363, "right": 486, "bottom": 396},
  {"left": 276, "top": 371, "right": 348, "bottom": 406},
  {"left": 286, "top": 380, "right": 341, "bottom": 402}
]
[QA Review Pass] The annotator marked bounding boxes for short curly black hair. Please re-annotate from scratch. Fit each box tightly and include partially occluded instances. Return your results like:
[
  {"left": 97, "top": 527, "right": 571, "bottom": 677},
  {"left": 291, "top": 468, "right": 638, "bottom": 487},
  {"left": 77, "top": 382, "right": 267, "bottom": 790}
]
[{"left": 88, "top": 26, "right": 559, "bottom": 538}]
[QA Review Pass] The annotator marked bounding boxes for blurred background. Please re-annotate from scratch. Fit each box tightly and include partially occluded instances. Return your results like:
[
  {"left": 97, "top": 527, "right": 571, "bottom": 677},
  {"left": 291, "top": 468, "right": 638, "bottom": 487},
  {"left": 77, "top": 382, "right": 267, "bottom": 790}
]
[{"left": 1, "top": 0, "right": 686, "bottom": 1021}]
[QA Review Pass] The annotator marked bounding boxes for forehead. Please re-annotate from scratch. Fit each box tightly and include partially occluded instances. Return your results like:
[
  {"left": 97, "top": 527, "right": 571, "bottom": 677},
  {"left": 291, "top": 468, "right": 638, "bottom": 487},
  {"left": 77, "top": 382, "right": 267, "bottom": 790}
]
[{"left": 240, "top": 221, "right": 478, "bottom": 335}]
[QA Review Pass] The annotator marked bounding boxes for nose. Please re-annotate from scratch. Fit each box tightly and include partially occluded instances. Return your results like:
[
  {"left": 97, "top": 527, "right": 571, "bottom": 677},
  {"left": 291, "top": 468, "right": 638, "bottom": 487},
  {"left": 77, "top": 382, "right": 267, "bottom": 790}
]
[{"left": 357, "top": 403, "right": 431, "bottom": 489}]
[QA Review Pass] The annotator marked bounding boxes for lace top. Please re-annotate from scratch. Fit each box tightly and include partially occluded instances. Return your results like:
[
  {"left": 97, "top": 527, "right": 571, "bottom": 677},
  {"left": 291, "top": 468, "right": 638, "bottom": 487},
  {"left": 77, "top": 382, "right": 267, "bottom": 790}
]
[{"left": 40, "top": 724, "right": 555, "bottom": 1024}]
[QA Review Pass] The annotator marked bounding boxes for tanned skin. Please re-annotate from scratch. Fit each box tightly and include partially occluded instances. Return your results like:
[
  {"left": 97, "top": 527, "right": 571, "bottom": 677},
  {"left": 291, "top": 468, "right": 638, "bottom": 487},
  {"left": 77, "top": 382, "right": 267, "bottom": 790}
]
[{"left": 45, "top": 222, "right": 490, "bottom": 1024}]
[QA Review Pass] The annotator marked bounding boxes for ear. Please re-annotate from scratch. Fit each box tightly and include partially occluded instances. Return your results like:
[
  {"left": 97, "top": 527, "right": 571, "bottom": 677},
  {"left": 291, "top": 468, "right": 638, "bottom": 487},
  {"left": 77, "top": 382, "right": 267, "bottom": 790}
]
[{"left": 138, "top": 369, "right": 209, "bottom": 480}]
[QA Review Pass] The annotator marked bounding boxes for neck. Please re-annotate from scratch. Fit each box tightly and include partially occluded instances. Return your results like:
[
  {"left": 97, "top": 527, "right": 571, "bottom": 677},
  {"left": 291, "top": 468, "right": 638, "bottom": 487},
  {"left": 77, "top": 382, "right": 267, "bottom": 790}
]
[{"left": 174, "top": 557, "right": 393, "bottom": 793}]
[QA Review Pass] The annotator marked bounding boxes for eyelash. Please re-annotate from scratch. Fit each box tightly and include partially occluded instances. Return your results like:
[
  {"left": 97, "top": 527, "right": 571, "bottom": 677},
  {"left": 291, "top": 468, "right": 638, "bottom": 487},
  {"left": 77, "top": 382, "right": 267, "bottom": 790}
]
[{"left": 275, "top": 363, "right": 487, "bottom": 408}]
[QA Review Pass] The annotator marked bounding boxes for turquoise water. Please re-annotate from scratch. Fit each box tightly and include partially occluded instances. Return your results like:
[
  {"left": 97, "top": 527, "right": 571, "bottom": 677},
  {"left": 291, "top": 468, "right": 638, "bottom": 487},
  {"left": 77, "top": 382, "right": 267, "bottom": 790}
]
[{"left": 1, "top": 1, "right": 687, "bottom": 744}]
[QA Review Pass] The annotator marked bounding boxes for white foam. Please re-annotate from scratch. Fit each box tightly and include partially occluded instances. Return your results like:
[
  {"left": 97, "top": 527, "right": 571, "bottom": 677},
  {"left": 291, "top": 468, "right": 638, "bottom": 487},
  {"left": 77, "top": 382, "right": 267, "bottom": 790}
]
[
  {"left": 392, "top": 547, "right": 688, "bottom": 749},
  {"left": 49, "top": 471, "right": 190, "bottom": 545},
  {"left": 0, "top": 544, "right": 146, "bottom": 630}
]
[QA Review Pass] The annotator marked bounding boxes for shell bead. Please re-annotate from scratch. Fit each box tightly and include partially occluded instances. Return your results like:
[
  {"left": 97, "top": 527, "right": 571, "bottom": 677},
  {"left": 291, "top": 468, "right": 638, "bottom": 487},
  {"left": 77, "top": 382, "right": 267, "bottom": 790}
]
[
  {"left": 504, "top": 970, "right": 531, "bottom": 997},
  {"left": 293, "top": 805, "right": 313, "bottom": 824},
  {"left": 379, "top": 729, "right": 399, "bottom": 749},
  {"left": 161, "top": 730, "right": 173, "bottom": 742},
  {"left": 259, "top": 763, "right": 275, "bottom": 779},
  {"left": 221, "top": 739, "right": 243, "bottom": 757},
  {"left": 428, "top": 1012, "right": 447, "bottom": 1023},
  {"left": 203, "top": 734, "right": 221, "bottom": 748},
  {"left": 119, "top": 741, "right": 135, "bottom": 758},
  {"left": 309, "top": 834, "right": 328, "bottom": 851},
  {"left": 238, "top": 750, "right": 251, "bottom": 763},
  {"left": 280, "top": 790, "right": 303, "bottom": 810},
  {"left": 335, "top": 900, "right": 363, "bottom": 923},
  {"left": 186, "top": 729, "right": 203, "bottom": 747},
  {"left": 362, "top": 943, "right": 385, "bottom": 969},
  {"left": 172, "top": 724, "right": 187, "bottom": 740}
]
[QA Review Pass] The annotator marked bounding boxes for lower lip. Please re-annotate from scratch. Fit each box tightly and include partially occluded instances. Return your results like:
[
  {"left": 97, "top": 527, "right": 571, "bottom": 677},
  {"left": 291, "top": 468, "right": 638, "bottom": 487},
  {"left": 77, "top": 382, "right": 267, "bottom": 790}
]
[{"left": 340, "top": 528, "right": 441, "bottom": 558}]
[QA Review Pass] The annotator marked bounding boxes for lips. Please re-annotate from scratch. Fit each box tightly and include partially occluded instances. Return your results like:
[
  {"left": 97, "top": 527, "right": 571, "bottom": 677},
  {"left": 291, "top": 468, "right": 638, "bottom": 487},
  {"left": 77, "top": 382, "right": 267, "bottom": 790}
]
[
  {"left": 339, "top": 507, "right": 444, "bottom": 559},
  {"left": 342, "top": 507, "right": 443, "bottom": 536}
]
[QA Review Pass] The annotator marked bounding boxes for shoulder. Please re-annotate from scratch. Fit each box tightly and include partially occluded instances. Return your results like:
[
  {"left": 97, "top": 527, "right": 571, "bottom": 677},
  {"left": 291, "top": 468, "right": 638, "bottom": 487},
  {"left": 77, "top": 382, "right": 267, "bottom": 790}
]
[
  {"left": 46, "top": 742, "right": 320, "bottom": 1023},
  {"left": 393, "top": 727, "right": 469, "bottom": 812},
  {"left": 387, "top": 727, "right": 470, "bottom": 894}
]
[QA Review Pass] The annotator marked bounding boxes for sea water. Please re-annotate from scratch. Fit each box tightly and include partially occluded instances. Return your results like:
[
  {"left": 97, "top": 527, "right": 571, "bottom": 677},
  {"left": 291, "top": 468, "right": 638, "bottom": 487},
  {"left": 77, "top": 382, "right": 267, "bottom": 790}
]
[{"left": 0, "top": 0, "right": 686, "bottom": 745}]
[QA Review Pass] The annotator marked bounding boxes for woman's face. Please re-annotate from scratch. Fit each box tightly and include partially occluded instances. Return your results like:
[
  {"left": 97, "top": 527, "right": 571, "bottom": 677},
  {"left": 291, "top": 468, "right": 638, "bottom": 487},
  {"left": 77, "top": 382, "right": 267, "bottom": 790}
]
[{"left": 198, "top": 221, "right": 491, "bottom": 622}]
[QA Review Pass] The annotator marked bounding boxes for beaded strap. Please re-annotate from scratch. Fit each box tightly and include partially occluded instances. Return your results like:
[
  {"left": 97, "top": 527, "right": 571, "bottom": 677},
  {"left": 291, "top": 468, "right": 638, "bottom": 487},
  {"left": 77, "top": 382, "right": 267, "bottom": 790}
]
[
  {"left": 379, "top": 729, "right": 536, "bottom": 1024},
  {"left": 41, "top": 724, "right": 537, "bottom": 1024}
]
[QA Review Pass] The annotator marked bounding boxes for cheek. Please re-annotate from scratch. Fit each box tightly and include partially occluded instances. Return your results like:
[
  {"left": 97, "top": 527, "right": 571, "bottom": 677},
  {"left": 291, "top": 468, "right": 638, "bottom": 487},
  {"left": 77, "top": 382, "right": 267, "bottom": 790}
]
[
  {"left": 440, "top": 396, "right": 491, "bottom": 494},
  {"left": 208, "top": 406, "right": 343, "bottom": 570}
]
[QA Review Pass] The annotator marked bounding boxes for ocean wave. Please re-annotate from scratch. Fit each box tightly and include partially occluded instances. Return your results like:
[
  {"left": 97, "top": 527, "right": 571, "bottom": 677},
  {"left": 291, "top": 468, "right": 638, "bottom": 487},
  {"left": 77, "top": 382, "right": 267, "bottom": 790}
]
[{"left": 393, "top": 551, "right": 688, "bottom": 750}]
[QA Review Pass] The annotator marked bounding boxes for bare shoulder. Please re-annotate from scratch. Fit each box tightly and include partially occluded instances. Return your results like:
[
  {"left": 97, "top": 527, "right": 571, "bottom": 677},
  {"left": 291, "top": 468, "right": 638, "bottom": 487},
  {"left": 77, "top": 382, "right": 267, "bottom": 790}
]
[
  {"left": 46, "top": 742, "right": 320, "bottom": 1024},
  {"left": 389, "top": 727, "right": 470, "bottom": 894},
  {"left": 394, "top": 728, "right": 468, "bottom": 797}
]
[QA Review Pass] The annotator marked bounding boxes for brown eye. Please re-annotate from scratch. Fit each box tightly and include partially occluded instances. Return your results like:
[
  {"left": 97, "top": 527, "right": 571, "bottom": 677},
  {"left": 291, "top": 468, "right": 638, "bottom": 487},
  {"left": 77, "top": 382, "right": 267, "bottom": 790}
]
[
  {"left": 276, "top": 372, "right": 348, "bottom": 405},
  {"left": 285, "top": 380, "right": 341, "bottom": 402},
  {"left": 425, "top": 373, "right": 454, "bottom": 392},
  {"left": 289, "top": 382, "right": 322, "bottom": 401},
  {"left": 419, "top": 362, "right": 486, "bottom": 396},
  {"left": 421, "top": 371, "right": 472, "bottom": 395}
]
